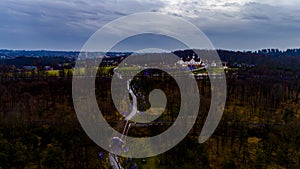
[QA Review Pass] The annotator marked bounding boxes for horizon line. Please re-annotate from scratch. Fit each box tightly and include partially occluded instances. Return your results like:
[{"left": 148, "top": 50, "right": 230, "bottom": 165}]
[{"left": 1, "top": 47, "right": 300, "bottom": 53}]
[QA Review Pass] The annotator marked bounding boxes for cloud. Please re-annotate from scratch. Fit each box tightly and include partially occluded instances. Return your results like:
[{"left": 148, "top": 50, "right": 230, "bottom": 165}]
[
  {"left": 0, "top": 0, "right": 165, "bottom": 50},
  {"left": 157, "top": 0, "right": 300, "bottom": 50},
  {"left": 0, "top": 0, "right": 299, "bottom": 50}
]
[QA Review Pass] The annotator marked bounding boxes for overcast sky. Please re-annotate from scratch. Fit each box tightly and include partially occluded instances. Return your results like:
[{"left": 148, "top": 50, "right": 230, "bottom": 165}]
[{"left": 0, "top": 0, "right": 299, "bottom": 51}]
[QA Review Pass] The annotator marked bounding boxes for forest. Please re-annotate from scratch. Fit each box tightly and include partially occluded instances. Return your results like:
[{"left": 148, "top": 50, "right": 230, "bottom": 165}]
[{"left": 0, "top": 49, "right": 300, "bottom": 169}]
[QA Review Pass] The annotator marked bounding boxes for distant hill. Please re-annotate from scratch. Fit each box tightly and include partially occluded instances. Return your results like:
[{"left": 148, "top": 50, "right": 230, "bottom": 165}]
[
  {"left": 0, "top": 50, "right": 79, "bottom": 59},
  {"left": 1, "top": 48, "right": 300, "bottom": 72},
  {"left": 1, "top": 48, "right": 300, "bottom": 59},
  {"left": 173, "top": 48, "right": 300, "bottom": 71}
]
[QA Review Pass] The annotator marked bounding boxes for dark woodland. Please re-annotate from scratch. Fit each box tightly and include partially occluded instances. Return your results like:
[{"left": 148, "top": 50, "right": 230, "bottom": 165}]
[{"left": 0, "top": 49, "right": 300, "bottom": 169}]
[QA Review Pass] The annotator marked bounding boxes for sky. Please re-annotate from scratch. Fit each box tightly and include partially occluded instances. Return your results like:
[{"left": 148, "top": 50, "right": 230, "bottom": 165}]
[{"left": 0, "top": 0, "right": 300, "bottom": 51}]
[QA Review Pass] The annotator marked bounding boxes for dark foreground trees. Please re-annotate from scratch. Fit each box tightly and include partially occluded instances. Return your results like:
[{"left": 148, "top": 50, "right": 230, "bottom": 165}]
[{"left": 0, "top": 68, "right": 300, "bottom": 168}]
